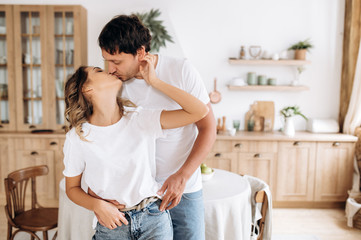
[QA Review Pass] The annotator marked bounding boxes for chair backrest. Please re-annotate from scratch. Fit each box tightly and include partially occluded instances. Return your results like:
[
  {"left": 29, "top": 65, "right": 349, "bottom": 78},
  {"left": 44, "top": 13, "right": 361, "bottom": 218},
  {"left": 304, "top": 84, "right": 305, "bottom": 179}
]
[
  {"left": 244, "top": 175, "right": 272, "bottom": 240},
  {"left": 4, "top": 165, "right": 49, "bottom": 221},
  {"left": 255, "top": 190, "right": 268, "bottom": 240}
]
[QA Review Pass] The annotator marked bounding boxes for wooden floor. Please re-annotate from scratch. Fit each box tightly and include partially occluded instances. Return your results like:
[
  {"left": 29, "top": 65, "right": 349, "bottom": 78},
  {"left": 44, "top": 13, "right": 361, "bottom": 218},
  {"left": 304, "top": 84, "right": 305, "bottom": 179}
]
[
  {"left": 0, "top": 205, "right": 360, "bottom": 240},
  {"left": 273, "top": 208, "right": 361, "bottom": 240}
]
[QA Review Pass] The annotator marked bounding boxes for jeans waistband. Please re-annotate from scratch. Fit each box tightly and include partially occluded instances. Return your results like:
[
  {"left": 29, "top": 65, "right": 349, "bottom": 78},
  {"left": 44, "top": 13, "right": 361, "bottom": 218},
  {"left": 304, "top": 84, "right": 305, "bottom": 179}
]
[{"left": 120, "top": 196, "right": 159, "bottom": 212}]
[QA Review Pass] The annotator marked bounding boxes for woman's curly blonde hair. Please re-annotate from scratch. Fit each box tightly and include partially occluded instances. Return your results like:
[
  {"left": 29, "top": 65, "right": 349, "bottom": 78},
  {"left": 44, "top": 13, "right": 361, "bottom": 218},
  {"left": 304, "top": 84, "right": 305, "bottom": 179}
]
[{"left": 64, "top": 66, "right": 134, "bottom": 141}]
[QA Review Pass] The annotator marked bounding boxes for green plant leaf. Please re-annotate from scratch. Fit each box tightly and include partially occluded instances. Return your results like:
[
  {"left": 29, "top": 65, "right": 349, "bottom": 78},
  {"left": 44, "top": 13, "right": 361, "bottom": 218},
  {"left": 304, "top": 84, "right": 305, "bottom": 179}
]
[{"left": 134, "top": 8, "right": 174, "bottom": 52}]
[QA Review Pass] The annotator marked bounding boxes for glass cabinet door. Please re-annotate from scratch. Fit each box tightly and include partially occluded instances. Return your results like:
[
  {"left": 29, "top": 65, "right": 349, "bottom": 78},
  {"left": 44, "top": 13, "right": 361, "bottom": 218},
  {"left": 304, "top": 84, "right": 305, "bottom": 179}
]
[
  {"left": 14, "top": 6, "right": 47, "bottom": 131},
  {"left": 0, "top": 5, "right": 15, "bottom": 131},
  {"left": 54, "top": 11, "right": 74, "bottom": 128}
]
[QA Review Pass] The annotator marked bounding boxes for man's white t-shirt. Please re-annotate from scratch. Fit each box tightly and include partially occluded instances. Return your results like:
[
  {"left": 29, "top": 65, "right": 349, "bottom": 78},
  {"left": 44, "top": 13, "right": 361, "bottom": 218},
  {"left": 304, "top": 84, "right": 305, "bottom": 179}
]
[
  {"left": 63, "top": 107, "right": 164, "bottom": 208},
  {"left": 121, "top": 55, "right": 210, "bottom": 193}
]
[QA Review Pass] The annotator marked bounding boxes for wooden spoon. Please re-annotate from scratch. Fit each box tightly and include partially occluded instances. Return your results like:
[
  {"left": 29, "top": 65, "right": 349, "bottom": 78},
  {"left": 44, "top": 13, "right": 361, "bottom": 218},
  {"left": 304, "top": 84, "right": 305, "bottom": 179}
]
[{"left": 209, "top": 78, "right": 221, "bottom": 104}]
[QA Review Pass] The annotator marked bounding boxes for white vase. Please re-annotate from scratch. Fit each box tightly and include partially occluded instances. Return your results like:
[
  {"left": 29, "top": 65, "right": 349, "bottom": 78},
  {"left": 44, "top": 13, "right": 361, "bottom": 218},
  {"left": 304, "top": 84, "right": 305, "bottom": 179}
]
[{"left": 283, "top": 117, "right": 295, "bottom": 137}]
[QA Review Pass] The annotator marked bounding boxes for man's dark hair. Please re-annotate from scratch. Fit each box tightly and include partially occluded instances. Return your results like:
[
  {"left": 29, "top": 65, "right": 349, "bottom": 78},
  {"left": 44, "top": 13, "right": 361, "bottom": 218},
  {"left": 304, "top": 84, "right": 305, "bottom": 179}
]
[{"left": 98, "top": 14, "right": 151, "bottom": 55}]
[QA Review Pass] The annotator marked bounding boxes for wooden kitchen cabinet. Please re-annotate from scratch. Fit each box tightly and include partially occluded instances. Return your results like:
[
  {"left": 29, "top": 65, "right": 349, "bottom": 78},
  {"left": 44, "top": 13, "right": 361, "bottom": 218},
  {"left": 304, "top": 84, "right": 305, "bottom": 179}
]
[
  {"left": 0, "top": 134, "right": 65, "bottom": 204},
  {"left": 204, "top": 140, "right": 237, "bottom": 172},
  {"left": 276, "top": 141, "right": 316, "bottom": 201},
  {"left": 0, "top": 4, "right": 87, "bottom": 132},
  {"left": 314, "top": 142, "right": 355, "bottom": 202},
  {"left": 235, "top": 141, "right": 277, "bottom": 190},
  {"left": 0, "top": 5, "right": 16, "bottom": 131},
  {"left": 208, "top": 132, "right": 357, "bottom": 207}
]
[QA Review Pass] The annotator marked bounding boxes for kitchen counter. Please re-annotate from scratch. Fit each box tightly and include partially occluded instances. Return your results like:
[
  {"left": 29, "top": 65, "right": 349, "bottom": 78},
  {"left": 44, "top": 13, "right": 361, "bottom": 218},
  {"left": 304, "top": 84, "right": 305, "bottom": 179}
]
[{"left": 216, "top": 131, "right": 357, "bottom": 142}]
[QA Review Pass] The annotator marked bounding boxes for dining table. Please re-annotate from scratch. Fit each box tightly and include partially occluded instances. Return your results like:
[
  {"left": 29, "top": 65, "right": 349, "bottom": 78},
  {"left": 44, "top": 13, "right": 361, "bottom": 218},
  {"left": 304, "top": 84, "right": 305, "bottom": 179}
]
[{"left": 57, "top": 168, "right": 252, "bottom": 240}]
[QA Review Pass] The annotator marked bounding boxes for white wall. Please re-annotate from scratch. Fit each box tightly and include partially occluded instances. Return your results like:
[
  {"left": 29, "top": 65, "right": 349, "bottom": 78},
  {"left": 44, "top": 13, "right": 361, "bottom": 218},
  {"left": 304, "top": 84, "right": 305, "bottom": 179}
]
[{"left": 3, "top": 0, "right": 345, "bottom": 130}]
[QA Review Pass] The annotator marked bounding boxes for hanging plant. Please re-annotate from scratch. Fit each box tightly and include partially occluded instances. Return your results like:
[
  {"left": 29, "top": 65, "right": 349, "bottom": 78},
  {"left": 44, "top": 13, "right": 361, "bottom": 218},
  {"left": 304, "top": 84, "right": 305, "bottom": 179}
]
[{"left": 134, "top": 9, "right": 174, "bottom": 52}]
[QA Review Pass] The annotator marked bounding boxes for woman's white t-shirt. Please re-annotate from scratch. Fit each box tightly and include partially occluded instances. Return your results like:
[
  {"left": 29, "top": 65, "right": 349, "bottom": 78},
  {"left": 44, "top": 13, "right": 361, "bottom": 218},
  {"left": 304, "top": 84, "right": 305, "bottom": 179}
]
[{"left": 63, "top": 107, "right": 164, "bottom": 208}]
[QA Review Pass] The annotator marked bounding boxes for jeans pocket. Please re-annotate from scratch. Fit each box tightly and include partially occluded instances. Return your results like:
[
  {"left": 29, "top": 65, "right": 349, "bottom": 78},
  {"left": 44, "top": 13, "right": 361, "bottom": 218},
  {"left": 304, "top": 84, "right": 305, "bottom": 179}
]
[
  {"left": 145, "top": 201, "right": 163, "bottom": 216},
  {"left": 96, "top": 222, "right": 111, "bottom": 234},
  {"left": 182, "top": 190, "right": 203, "bottom": 201}
]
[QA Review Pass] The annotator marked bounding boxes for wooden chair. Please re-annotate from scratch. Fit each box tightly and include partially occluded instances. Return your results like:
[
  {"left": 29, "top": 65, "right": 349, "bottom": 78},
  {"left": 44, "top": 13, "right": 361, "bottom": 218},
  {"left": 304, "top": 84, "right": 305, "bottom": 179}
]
[
  {"left": 243, "top": 174, "right": 272, "bottom": 240},
  {"left": 4, "top": 165, "right": 58, "bottom": 240},
  {"left": 254, "top": 190, "right": 268, "bottom": 240}
]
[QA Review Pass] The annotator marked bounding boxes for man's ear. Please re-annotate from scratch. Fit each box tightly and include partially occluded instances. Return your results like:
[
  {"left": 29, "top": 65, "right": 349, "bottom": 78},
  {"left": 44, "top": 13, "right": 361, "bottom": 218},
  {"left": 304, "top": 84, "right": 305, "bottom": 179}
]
[{"left": 137, "top": 46, "right": 146, "bottom": 61}]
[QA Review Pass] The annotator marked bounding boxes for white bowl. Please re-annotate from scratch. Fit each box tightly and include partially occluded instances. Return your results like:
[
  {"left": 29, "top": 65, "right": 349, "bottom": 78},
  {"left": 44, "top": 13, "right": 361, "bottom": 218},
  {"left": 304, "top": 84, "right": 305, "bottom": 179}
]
[{"left": 202, "top": 169, "right": 215, "bottom": 181}]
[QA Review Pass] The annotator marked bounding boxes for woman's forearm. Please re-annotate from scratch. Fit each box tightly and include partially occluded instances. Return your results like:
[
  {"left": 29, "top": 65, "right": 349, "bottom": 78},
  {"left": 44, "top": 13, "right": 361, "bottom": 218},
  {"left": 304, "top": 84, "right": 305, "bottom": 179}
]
[{"left": 152, "top": 78, "right": 208, "bottom": 120}]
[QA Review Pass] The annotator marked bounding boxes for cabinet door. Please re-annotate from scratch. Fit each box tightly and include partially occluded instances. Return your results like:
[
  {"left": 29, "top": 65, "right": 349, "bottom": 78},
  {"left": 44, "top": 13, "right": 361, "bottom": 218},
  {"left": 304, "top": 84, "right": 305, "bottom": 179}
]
[
  {"left": 315, "top": 142, "right": 354, "bottom": 202},
  {"left": 204, "top": 151, "right": 237, "bottom": 173},
  {"left": 0, "top": 5, "right": 16, "bottom": 131},
  {"left": 237, "top": 152, "right": 275, "bottom": 190},
  {"left": 276, "top": 141, "right": 316, "bottom": 201},
  {"left": 0, "top": 137, "right": 9, "bottom": 197},
  {"left": 13, "top": 5, "right": 49, "bottom": 131},
  {"left": 47, "top": 5, "right": 87, "bottom": 131},
  {"left": 14, "top": 149, "right": 56, "bottom": 200}
]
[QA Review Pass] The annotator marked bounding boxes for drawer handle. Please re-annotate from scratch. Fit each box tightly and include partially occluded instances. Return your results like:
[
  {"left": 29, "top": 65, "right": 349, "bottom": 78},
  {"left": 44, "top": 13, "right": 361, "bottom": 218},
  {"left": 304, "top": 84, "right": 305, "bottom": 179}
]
[
  {"left": 293, "top": 141, "right": 300, "bottom": 146},
  {"left": 234, "top": 143, "right": 242, "bottom": 148},
  {"left": 50, "top": 141, "right": 58, "bottom": 146},
  {"left": 254, "top": 153, "right": 261, "bottom": 158},
  {"left": 214, "top": 153, "right": 221, "bottom": 157},
  {"left": 0, "top": 124, "right": 3, "bottom": 128},
  {"left": 332, "top": 142, "right": 340, "bottom": 147},
  {"left": 31, "top": 151, "right": 38, "bottom": 156},
  {"left": 29, "top": 125, "right": 36, "bottom": 129}
]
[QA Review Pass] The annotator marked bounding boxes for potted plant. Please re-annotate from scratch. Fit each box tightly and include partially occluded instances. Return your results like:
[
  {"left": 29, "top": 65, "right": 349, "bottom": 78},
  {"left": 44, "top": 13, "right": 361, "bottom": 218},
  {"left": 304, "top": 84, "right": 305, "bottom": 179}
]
[
  {"left": 288, "top": 39, "right": 313, "bottom": 60},
  {"left": 134, "top": 9, "right": 174, "bottom": 52},
  {"left": 280, "top": 106, "right": 308, "bottom": 137}
]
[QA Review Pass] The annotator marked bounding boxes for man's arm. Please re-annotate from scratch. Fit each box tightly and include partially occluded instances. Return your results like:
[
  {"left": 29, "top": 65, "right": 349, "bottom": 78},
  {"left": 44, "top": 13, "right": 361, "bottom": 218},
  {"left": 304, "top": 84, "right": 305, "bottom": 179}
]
[{"left": 158, "top": 103, "right": 216, "bottom": 211}]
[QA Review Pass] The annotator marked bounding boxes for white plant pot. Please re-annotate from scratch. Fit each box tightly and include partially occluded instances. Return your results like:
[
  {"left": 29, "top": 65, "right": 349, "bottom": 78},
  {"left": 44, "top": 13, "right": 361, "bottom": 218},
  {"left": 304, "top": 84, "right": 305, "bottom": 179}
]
[{"left": 283, "top": 117, "right": 295, "bottom": 137}]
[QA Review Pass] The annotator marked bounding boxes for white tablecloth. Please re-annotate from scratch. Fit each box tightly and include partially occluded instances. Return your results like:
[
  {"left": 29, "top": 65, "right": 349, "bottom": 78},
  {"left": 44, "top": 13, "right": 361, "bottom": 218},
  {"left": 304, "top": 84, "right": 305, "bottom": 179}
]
[
  {"left": 203, "top": 169, "right": 252, "bottom": 240},
  {"left": 58, "top": 169, "right": 252, "bottom": 240}
]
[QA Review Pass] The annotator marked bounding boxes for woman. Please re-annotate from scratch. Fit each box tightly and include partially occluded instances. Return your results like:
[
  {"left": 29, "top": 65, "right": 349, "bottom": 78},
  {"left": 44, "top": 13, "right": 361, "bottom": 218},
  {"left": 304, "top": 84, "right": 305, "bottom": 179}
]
[{"left": 63, "top": 55, "right": 208, "bottom": 240}]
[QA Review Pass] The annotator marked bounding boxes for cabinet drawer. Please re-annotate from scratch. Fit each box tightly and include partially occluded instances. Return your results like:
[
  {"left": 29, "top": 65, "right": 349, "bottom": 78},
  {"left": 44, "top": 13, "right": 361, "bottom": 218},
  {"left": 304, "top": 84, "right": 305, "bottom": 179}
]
[
  {"left": 231, "top": 140, "right": 278, "bottom": 153},
  {"left": 212, "top": 140, "right": 233, "bottom": 152},
  {"left": 14, "top": 138, "right": 61, "bottom": 150}
]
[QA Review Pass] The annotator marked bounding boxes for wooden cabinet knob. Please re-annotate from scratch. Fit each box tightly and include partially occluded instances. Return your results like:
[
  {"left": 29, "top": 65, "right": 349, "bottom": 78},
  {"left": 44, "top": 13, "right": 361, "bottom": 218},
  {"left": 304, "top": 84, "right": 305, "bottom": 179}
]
[
  {"left": 332, "top": 142, "right": 340, "bottom": 147},
  {"left": 214, "top": 153, "right": 221, "bottom": 157},
  {"left": 50, "top": 141, "right": 58, "bottom": 146},
  {"left": 254, "top": 153, "right": 261, "bottom": 158},
  {"left": 31, "top": 151, "right": 38, "bottom": 156},
  {"left": 293, "top": 141, "right": 300, "bottom": 146},
  {"left": 62, "top": 125, "right": 66, "bottom": 130},
  {"left": 234, "top": 143, "right": 242, "bottom": 148},
  {"left": 0, "top": 124, "right": 3, "bottom": 128}
]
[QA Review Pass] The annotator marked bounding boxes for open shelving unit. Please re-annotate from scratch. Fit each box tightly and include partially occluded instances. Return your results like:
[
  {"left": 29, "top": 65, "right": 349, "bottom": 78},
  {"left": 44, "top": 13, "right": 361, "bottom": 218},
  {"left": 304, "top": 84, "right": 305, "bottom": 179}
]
[
  {"left": 227, "top": 85, "right": 309, "bottom": 91},
  {"left": 228, "top": 59, "right": 311, "bottom": 66},
  {"left": 228, "top": 58, "right": 311, "bottom": 91}
]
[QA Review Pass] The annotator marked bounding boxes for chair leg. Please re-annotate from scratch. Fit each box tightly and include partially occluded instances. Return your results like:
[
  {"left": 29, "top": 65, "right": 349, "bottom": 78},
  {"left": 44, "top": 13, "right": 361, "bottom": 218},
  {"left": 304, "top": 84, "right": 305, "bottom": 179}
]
[
  {"left": 7, "top": 223, "right": 12, "bottom": 240},
  {"left": 31, "top": 236, "right": 35, "bottom": 240},
  {"left": 43, "top": 231, "right": 49, "bottom": 240},
  {"left": 52, "top": 230, "right": 58, "bottom": 240}
]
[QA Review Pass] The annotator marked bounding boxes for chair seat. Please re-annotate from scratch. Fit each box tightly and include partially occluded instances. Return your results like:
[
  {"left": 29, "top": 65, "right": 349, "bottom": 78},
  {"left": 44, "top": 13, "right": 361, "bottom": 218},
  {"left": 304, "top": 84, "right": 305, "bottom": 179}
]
[{"left": 14, "top": 208, "right": 58, "bottom": 231}]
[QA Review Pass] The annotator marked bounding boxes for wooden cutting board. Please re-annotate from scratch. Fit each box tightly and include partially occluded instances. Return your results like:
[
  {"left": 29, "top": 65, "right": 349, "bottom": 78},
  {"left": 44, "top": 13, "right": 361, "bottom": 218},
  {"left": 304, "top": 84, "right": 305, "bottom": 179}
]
[{"left": 255, "top": 101, "right": 275, "bottom": 131}]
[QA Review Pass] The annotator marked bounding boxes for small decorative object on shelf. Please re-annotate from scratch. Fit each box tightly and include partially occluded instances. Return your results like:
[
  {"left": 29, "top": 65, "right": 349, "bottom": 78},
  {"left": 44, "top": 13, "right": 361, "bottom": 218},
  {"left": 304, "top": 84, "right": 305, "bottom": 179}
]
[
  {"left": 280, "top": 105, "right": 308, "bottom": 137},
  {"left": 288, "top": 38, "right": 313, "bottom": 60},
  {"left": 249, "top": 45, "right": 262, "bottom": 59},
  {"left": 240, "top": 45, "right": 246, "bottom": 59},
  {"left": 292, "top": 66, "right": 306, "bottom": 86}
]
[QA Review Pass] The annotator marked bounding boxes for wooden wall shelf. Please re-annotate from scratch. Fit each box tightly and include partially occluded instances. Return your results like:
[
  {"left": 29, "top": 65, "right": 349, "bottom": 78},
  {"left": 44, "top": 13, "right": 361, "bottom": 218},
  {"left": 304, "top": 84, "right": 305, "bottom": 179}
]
[
  {"left": 228, "top": 85, "right": 309, "bottom": 91},
  {"left": 228, "top": 59, "right": 311, "bottom": 66}
]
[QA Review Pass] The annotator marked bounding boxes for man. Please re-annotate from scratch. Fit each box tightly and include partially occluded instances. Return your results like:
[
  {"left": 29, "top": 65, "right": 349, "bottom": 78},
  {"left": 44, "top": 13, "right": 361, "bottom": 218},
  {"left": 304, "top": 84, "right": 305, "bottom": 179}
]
[{"left": 97, "top": 14, "right": 216, "bottom": 239}]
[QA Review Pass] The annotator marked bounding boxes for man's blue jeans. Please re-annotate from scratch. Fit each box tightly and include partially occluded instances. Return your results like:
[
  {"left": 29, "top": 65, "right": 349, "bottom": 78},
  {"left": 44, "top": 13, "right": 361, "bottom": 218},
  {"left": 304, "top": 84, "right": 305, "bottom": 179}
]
[
  {"left": 169, "top": 189, "right": 205, "bottom": 240},
  {"left": 92, "top": 200, "right": 173, "bottom": 240}
]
